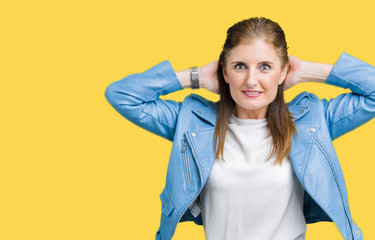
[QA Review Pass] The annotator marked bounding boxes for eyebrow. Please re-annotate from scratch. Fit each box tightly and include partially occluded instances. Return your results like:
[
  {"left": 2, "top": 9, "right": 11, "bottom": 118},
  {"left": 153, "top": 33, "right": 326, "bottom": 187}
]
[{"left": 230, "top": 61, "right": 274, "bottom": 65}]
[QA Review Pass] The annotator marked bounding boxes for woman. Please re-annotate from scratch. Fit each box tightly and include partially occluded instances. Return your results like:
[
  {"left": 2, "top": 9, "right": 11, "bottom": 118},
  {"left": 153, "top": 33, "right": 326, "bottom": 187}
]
[{"left": 105, "top": 17, "right": 374, "bottom": 240}]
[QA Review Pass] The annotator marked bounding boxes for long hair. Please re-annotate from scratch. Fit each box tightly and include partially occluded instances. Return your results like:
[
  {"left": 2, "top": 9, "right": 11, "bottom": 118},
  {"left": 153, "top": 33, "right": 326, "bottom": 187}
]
[{"left": 213, "top": 17, "right": 297, "bottom": 166}]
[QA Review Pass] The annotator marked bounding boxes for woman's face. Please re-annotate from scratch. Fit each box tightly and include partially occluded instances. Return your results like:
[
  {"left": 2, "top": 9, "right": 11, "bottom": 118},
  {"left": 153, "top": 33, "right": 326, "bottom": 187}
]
[{"left": 223, "top": 39, "right": 289, "bottom": 119}]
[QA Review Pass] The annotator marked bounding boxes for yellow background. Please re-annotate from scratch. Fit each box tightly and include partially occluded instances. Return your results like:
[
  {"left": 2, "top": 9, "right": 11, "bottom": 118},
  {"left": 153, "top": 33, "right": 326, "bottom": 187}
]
[{"left": 1, "top": 0, "right": 375, "bottom": 239}]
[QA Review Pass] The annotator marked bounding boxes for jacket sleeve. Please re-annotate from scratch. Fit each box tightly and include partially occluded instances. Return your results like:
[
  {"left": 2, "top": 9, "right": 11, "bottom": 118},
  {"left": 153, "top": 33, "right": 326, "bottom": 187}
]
[
  {"left": 322, "top": 52, "right": 375, "bottom": 140},
  {"left": 104, "top": 60, "right": 184, "bottom": 141}
]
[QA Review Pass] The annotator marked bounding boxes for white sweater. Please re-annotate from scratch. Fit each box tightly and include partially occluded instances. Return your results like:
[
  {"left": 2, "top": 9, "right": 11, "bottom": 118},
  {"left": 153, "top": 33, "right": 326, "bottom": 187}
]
[{"left": 199, "top": 114, "right": 306, "bottom": 240}]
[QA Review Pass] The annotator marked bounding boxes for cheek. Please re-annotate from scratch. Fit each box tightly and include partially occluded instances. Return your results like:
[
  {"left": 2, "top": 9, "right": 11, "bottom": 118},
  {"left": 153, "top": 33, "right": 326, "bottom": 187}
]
[
  {"left": 262, "top": 76, "right": 281, "bottom": 94},
  {"left": 228, "top": 82, "right": 242, "bottom": 101},
  {"left": 227, "top": 74, "right": 243, "bottom": 88}
]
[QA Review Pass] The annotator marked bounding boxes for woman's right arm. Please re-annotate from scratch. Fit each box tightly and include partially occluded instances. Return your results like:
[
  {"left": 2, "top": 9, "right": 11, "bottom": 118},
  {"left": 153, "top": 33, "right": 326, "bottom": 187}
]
[{"left": 104, "top": 60, "right": 219, "bottom": 141}]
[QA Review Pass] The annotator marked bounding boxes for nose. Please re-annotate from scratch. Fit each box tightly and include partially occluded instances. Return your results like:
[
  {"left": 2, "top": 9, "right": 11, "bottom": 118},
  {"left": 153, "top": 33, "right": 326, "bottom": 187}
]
[{"left": 245, "top": 70, "right": 258, "bottom": 88}]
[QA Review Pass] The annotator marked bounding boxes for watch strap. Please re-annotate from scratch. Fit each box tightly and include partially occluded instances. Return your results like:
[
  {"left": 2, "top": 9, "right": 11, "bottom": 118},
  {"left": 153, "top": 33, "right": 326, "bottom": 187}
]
[{"left": 190, "top": 66, "right": 199, "bottom": 89}]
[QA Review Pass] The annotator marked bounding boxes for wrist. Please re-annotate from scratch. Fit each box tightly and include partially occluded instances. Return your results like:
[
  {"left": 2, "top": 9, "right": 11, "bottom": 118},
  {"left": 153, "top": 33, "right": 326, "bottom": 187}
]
[
  {"left": 176, "top": 69, "right": 192, "bottom": 89},
  {"left": 198, "top": 67, "right": 206, "bottom": 88},
  {"left": 176, "top": 67, "right": 205, "bottom": 89},
  {"left": 300, "top": 61, "right": 333, "bottom": 84}
]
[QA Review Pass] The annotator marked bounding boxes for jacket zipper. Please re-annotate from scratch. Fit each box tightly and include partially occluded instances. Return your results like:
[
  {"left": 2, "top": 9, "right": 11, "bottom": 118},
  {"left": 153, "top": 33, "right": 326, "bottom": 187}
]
[
  {"left": 181, "top": 141, "right": 191, "bottom": 184},
  {"left": 184, "top": 132, "right": 203, "bottom": 189},
  {"left": 170, "top": 132, "right": 203, "bottom": 239},
  {"left": 315, "top": 139, "right": 354, "bottom": 238}
]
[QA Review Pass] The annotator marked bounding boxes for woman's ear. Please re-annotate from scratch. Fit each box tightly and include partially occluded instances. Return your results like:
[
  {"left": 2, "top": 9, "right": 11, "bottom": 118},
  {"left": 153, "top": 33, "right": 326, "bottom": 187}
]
[
  {"left": 223, "top": 67, "right": 229, "bottom": 84},
  {"left": 278, "top": 63, "right": 289, "bottom": 85}
]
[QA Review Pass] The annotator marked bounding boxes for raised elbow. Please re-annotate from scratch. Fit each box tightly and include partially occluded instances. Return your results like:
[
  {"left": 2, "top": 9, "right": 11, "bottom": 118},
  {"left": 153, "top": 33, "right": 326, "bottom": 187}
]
[{"left": 104, "top": 81, "right": 120, "bottom": 108}]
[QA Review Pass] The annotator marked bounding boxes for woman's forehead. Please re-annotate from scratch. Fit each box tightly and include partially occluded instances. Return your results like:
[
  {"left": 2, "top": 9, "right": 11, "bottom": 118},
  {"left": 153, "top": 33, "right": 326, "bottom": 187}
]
[{"left": 228, "top": 40, "right": 280, "bottom": 63}]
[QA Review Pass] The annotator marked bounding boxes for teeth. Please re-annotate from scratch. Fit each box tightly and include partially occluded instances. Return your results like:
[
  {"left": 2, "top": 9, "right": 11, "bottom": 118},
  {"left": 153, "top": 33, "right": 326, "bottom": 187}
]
[{"left": 244, "top": 91, "right": 260, "bottom": 94}]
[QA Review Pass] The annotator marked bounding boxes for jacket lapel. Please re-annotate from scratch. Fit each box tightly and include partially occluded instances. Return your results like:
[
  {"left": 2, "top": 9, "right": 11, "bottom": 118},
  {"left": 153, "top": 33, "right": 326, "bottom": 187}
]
[
  {"left": 286, "top": 105, "right": 319, "bottom": 186},
  {"left": 289, "top": 124, "right": 319, "bottom": 186}
]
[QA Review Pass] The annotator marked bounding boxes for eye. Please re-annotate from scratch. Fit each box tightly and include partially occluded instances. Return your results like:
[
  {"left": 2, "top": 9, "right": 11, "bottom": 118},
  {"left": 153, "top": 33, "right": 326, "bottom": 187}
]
[
  {"left": 234, "top": 63, "right": 247, "bottom": 70},
  {"left": 260, "top": 64, "right": 271, "bottom": 71}
]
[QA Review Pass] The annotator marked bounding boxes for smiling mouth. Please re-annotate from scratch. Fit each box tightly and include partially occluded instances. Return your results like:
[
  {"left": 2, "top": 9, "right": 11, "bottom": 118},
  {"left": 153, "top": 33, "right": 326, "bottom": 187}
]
[
  {"left": 243, "top": 90, "right": 262, "bottom": 95},
  {"left": 242, "top": 90, "right": 262, "bottom": 98}
]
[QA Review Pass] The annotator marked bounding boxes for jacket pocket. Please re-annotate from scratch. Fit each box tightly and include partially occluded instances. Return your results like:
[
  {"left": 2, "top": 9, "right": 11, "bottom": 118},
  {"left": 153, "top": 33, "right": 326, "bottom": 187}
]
[
  {"left": 159, "top": 188, "right": 175, "bottom": 216},
  {"left": 181, "top": 141, "right": 191, "bottom": 184}
]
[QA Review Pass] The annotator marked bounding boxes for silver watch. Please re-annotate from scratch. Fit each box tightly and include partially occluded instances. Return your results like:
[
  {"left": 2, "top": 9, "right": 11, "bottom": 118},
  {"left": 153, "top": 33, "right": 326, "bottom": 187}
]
[{"left": 190, "top": 66, "right": 199, "bottom": 89}]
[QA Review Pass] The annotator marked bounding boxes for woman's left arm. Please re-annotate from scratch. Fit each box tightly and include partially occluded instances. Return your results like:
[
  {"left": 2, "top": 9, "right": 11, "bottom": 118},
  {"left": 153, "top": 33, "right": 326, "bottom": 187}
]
[{"left": 285, "top": 52, "right": 375, "bottom": 140}]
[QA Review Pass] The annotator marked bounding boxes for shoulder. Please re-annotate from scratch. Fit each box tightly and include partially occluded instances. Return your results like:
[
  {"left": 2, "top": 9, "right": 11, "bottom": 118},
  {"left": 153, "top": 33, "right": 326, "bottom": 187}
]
[
  {"left": 181, "top": 93, "right": 218, "bottom": 109},
  {"left": 287, "top": 91, "right": 323, "bottom": 107},
  {"left": 177, "top": 94, "right": 218, "bottom": 127},
  {"left": 287, "top": 91, "right": 328, "bottom": 125}
]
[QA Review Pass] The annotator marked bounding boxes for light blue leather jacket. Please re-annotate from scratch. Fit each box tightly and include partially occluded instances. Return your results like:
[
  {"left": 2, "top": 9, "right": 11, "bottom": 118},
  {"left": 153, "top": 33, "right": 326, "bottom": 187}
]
[{"left": 105, "top": 52, "right": 375, "bottom": 240}]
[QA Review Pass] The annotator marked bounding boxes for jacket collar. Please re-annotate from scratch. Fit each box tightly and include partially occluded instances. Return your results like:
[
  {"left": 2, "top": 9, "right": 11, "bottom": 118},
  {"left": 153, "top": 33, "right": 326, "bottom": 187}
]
[
  {"left": 190, "top": 94, "right": 218, "bottom": 126},
  {"left": 288, "top": 105, "right": 310, "bottom": 122}
]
